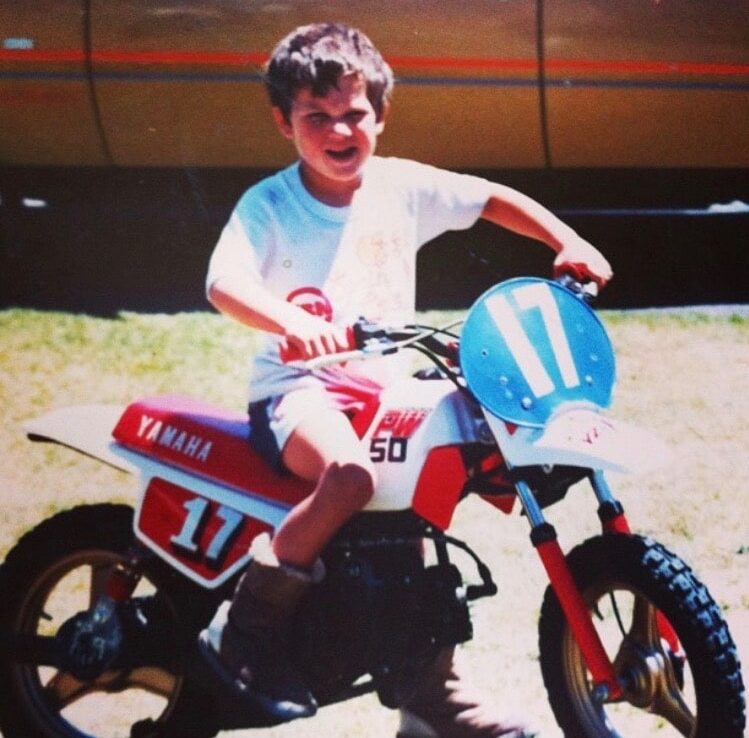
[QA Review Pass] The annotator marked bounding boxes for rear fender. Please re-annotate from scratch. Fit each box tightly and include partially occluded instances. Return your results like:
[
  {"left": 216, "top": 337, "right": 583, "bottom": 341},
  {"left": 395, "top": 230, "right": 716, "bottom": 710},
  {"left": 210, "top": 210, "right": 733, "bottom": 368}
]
[{"left": 24, "top": 404, "right": 138, "bottom": 474}]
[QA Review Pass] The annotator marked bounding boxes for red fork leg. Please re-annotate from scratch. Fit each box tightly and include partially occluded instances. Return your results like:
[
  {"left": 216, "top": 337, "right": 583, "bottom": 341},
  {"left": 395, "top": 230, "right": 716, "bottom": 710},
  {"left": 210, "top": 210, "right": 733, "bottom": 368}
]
[
  {"left": 533, "top": 524, "right": 623, "bottom": 699},
  {"left": 602, "top": 512, "right": 631, "bottom": 535}
]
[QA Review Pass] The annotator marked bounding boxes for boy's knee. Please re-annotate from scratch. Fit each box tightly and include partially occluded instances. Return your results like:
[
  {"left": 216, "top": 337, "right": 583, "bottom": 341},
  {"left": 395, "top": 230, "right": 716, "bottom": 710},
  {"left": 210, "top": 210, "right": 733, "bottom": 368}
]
[{"left": 321, "top": 461, "right": 376, "bottom": 512}]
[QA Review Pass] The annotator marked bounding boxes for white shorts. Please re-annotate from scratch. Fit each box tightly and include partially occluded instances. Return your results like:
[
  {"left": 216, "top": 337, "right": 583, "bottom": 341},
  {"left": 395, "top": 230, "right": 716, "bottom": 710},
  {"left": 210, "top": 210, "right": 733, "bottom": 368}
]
[{"left": 248, "top": 373, "right": 381, "bottom": 471}]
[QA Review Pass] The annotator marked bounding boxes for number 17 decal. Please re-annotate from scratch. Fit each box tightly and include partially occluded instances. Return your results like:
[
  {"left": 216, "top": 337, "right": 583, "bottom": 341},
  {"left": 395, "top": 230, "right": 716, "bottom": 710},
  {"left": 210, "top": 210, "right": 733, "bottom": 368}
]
[
  {"left": 485, "top": 281, "right": 580, "bottom": 398},
  {"left": 170, "top": 497, "right": 245, "bottom": 565}
]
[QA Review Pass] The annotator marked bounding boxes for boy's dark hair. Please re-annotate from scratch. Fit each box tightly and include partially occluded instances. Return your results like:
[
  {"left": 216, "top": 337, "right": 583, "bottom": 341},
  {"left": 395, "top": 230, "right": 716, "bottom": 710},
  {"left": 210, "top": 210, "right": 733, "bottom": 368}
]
[{"left": 264, "top": 22, "right": 394, "bottom": 122}]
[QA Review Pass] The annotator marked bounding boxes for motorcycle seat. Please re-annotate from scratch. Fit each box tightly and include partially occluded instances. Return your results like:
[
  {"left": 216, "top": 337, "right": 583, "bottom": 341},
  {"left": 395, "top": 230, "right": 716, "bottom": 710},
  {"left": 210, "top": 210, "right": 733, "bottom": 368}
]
[{"left": 112, "top": 395, "right": 313, "bottom": 506}]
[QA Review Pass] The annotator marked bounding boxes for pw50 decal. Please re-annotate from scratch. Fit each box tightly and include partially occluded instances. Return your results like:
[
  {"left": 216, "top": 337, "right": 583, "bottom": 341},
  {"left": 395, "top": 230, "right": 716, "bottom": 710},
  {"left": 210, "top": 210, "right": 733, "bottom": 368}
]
[{"left": 369, "top": 408, "right": 429, "bottom": 463}]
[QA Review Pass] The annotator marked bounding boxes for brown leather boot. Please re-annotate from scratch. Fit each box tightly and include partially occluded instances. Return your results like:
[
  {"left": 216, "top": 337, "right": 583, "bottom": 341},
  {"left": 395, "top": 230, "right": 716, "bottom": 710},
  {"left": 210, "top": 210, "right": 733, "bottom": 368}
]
[
  {"left": 199, "top": 533, "right": 323, "bottom": 720},
  {"left": 397, "top": 648, "right": 538, "bottom": 738}
]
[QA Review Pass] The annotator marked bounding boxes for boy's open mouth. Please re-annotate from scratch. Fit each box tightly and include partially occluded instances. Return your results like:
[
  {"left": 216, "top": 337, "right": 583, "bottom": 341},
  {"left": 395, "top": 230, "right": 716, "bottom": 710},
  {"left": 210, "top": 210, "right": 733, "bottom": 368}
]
[{"left": 326, "top": 147, "right": 358, "bottom": 162}]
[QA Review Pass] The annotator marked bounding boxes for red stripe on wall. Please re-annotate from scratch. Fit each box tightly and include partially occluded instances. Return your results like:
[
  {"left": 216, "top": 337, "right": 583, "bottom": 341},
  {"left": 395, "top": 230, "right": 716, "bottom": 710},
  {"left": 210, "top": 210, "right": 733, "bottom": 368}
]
[
  {"left": 387, "top": 55, "right": 537, "bottom": 72},
  {"left": 92, "top": 49, "right": 268, "bottom": 66},
  {"left": 0, "top": 48, "right": 266, "bottom": 66},
  {"left": 1, "top": 48, "right": 748, "bottom": 77},
  {"left": 545, "top": 58, "right": 749, "bottom": 76},
  {"left": 0, "top": 49, "right": 85, "bottom": 62}
]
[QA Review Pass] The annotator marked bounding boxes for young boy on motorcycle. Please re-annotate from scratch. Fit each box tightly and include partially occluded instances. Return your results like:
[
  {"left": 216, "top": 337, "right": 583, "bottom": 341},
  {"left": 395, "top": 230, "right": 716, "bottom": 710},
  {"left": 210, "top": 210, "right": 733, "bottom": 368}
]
[{"left": 201, "top": 21, "right": 612, "bottom": 738}]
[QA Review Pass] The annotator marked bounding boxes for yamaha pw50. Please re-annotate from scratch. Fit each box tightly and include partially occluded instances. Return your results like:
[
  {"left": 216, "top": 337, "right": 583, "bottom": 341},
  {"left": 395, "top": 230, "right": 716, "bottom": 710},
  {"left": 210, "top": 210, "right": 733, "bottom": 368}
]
[{"left": 0, "top": 277, "right": 745, "bottom": 738}]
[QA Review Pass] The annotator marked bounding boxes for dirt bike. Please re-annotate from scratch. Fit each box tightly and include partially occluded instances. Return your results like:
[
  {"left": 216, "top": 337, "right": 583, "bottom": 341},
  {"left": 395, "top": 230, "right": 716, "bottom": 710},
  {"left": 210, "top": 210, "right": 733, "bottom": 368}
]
[{"left": 0, "top": 276, "right": 745, "bottom": 738}]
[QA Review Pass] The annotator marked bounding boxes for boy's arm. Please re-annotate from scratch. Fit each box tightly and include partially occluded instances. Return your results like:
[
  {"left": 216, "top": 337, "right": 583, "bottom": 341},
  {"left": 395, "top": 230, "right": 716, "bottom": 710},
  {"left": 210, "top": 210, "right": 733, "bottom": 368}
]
[
  {"left": 481, "top": 184, "right": 612, "bottom": 286},
  {"left": 208, "top": 274, "right": 350, "bottom": 359}
]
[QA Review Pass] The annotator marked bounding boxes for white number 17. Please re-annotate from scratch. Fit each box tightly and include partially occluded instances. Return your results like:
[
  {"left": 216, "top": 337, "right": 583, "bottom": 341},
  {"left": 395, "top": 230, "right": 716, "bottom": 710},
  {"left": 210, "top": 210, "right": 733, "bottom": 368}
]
[{"left": 485, "top": 282, "right": 580, "bottom": 398}]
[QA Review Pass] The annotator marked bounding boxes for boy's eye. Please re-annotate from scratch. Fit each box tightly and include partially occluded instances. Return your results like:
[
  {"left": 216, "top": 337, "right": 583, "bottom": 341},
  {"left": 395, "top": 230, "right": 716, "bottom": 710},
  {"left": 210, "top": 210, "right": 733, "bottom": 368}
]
[
  {"left": 307, "top": 113, "right": 329, "bottom": 125},
  {"left": 305, "top": 110, "right": 367, "bottom": 126}
]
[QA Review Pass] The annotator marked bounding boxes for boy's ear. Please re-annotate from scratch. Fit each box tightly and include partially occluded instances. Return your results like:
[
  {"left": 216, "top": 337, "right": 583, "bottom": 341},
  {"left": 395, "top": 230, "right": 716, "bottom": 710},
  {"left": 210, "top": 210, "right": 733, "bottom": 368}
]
[
  {"left": 272, "top": 107, "right": 294, "bottom": 140},
  {"left": 375, "top": 100, "right": 390, "bottom": 134}
]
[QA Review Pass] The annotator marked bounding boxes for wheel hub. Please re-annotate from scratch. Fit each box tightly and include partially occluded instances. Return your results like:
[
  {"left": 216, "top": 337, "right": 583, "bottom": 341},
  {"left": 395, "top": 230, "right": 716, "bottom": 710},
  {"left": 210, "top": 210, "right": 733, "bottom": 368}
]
[
  {"left": 616, "top": 641, "right": 670, "bottom": 709},
  {"left": 57, "top": 602, "right": 123, "bottom": 681}
]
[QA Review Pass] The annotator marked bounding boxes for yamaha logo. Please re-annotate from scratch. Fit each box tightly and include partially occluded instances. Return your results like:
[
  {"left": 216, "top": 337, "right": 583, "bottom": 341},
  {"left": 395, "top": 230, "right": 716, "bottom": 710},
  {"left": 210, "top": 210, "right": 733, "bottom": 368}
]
[{"left": 136, "top": 414, "right": 212, "bottom": 462}]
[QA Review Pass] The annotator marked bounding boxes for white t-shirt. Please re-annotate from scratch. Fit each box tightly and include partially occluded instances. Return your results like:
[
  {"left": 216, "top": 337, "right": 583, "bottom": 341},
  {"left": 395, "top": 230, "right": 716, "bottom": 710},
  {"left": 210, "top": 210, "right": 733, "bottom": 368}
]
[{"left": 206, "top": 156, "right": 494, "bottom": 401}]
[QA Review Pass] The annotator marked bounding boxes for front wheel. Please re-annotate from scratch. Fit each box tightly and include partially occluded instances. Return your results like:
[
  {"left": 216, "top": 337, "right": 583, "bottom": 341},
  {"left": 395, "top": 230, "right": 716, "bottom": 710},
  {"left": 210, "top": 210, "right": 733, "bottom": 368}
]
[{"left": 538, "top": 533, "right": 745, "bottom": 737}]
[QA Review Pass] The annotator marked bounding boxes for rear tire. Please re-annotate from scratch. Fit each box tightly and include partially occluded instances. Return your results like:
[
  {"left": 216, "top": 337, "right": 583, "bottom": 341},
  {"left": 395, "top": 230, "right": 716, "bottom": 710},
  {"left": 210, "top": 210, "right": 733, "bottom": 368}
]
[
  {"left": 0, "top": 504, "right": 219, "bottom": 738},
  {"left": 538, "top": 533, "right": 745, "bottom": 737}
]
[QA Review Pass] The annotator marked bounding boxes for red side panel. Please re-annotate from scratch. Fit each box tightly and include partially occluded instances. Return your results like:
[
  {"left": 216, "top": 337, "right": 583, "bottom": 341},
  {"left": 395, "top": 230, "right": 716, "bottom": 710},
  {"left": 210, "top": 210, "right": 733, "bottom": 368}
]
[
  {"left": 137, "top": 477, "right": 271, "bottom": 585},
  {"left": 112, "top": 395, "right": 313, "bottom": 506},
  {"left": 411, "top": 446, "right": 467, "bottom": 530}
]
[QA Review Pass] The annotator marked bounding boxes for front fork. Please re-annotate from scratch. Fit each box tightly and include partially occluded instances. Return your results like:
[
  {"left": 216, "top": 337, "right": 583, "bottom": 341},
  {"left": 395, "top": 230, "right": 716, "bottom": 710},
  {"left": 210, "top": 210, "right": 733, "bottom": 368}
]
[{"left": 515, "top": 470, "right": 631, "bottom": 701}]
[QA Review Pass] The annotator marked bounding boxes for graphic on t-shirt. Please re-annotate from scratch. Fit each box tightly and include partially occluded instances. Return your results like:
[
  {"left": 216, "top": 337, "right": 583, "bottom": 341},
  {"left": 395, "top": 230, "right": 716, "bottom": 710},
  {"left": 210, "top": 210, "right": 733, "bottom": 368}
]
[{"left": 287, "top": 286, "right": 334, "bottom": 322}]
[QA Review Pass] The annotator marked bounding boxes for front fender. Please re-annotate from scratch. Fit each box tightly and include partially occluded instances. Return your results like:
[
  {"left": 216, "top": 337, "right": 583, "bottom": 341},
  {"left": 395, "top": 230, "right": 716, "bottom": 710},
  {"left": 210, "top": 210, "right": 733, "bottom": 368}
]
[{"left": 486, "top": 407, "right": 672, "bottom": 474}]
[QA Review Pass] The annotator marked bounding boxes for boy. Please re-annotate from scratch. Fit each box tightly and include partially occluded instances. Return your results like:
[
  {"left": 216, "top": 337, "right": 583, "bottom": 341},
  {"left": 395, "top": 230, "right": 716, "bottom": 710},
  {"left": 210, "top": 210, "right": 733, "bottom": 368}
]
[{"left": 201, "top": 21, "right": 611, "bottom": 737}]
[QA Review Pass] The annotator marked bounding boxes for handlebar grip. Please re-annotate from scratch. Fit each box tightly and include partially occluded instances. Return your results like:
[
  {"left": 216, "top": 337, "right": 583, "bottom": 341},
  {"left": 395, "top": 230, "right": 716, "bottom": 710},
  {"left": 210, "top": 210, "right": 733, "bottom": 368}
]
[
  {"left": 555, "top": 269, "right": 599, "bottom": 304},
  {"left": 279, "top": 325, "right": 357, "bottom": 364}
]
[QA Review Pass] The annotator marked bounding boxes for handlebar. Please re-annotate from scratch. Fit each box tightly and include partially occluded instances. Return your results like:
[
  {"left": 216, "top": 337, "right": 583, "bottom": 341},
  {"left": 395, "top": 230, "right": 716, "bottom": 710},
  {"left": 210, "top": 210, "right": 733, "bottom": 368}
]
[
  {"left": 280, "top": 273, "right": 597, "bottom": 371},
  {"left": 281, "top": 319, "right": 460, "bottom": 372}
]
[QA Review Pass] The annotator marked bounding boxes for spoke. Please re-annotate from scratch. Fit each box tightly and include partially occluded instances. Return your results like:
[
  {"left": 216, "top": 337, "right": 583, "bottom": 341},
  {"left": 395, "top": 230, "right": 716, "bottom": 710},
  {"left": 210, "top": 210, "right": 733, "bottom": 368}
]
[
  {"left": 127, "top": 666, "right": 178, "bottom": 697},
  {"left": 627, "top": 594, "right": 660, "bottom": 648},
  {"left": 617, "top": 593, "right": 695, "bottom": 735},
  {"left": 43, "top": 670, "right": 92, "bottom": 708},
  {"left": 44, "top": 665, "right": 177, "bottom": 706},
  {"left": 651, "top": 671, "right": 696, "bottom": 736}
]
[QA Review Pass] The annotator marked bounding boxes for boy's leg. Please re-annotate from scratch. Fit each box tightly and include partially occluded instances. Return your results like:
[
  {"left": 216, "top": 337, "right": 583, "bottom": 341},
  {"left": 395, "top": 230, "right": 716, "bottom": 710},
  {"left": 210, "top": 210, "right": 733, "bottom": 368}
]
[
  {"left": 201, "top": 406, "right": 374, "bottom": 718},
  {"left": 200, "top": 531, "right": 321, "bottom": 719},
  {"left": 274, "top": 407, "right": 376, "bottom": 569},
  {"left": 397, "top": 647, "right": 537, "bottom": 738}
]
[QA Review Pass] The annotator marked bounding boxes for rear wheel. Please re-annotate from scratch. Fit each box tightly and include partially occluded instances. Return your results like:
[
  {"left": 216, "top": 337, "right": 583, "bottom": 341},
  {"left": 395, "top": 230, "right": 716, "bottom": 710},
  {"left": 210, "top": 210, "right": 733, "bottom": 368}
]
[
  {"left": 0, "top": 504, "right": 219, "bottom": 738},
  {"left": 538, "top": 534, "right": 745, "bottom": 737}
]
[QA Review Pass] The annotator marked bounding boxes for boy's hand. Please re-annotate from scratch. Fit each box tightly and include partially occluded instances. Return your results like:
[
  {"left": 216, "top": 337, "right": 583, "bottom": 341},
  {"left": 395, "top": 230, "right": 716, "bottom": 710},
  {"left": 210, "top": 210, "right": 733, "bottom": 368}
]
[
  {"left": 553, "top": 237, "right": 613, "bottom": 288},
  {"left": 282, "top": 310, "right": 352, "bottom": 361}
]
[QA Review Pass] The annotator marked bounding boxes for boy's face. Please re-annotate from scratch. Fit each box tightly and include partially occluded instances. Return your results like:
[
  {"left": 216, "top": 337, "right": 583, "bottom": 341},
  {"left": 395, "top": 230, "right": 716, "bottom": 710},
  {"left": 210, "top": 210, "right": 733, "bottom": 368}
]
[{"left": 272, "top": 73, "right": 386, "bottom": 206}]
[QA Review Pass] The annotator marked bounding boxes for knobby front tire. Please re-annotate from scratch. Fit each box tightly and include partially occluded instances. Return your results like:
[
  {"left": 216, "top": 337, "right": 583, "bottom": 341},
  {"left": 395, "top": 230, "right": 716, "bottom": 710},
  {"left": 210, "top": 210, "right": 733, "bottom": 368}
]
[{"left": 538, "top": 533, "right": 745, "bottom": 738}]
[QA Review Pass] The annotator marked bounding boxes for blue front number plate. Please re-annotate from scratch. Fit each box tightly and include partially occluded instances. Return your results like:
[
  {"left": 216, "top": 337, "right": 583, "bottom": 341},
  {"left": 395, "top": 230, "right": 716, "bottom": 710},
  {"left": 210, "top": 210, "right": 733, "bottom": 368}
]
[{"left": 460, "top": 278, "right": 615, "bottom": 427}]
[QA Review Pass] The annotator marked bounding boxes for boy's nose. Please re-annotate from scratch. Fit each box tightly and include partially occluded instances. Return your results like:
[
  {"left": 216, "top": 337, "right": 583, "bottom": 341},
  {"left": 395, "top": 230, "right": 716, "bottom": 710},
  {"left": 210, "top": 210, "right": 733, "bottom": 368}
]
[{"left": 331, "top": 120, "right": 353, "bottom": 136}]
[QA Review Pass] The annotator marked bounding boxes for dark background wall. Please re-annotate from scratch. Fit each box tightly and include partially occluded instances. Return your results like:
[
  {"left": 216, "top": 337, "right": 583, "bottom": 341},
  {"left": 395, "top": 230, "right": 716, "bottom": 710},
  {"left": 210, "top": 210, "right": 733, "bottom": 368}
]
[{"left": 1, "top": 167, "right": 747, "bottom": 315}]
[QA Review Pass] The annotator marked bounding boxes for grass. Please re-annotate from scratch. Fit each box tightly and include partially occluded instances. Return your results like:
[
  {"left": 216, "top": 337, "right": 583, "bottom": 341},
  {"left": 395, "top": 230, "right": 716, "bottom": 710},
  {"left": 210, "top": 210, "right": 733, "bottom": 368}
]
[{"left": 1, "top": 306, "right": 747, "bottom": 737}]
